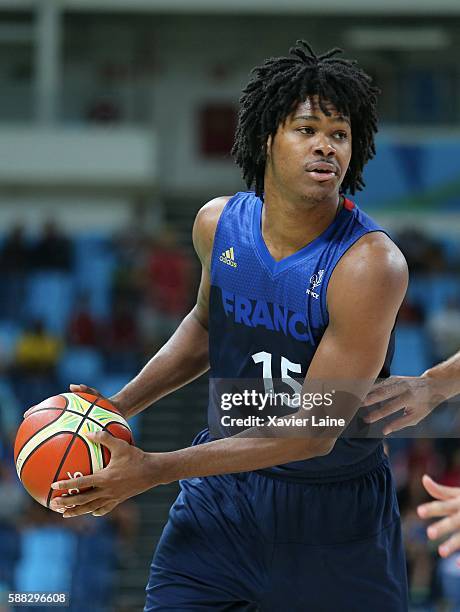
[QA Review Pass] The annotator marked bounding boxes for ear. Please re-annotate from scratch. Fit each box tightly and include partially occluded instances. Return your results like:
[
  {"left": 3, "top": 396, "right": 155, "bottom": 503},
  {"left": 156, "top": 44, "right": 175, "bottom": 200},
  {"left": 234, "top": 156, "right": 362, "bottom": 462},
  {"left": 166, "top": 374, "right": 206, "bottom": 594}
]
[{"left": 266, "top": 134, "right": 272, "bottom": 159}]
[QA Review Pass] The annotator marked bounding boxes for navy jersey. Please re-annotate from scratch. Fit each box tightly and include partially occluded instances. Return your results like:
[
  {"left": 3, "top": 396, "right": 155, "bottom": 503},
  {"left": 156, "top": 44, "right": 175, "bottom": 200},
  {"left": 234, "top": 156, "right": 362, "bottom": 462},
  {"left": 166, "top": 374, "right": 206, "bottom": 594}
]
[{"left": 208, "top": 191, "right": 395, "bottom": 480}]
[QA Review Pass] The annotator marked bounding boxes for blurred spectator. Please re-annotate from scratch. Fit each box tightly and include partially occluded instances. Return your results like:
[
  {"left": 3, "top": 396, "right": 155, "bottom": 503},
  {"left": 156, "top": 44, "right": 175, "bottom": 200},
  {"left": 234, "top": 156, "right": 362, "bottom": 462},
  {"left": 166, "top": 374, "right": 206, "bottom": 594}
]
[
  {"left": 0, "top": 223, "right": 30, "bottom": 274},
  {"left": 396, "top": 228, "right": 447, "bottom": 274},
  {"left": 141, "top": 228, "right": 192, "bottom": 341},
  {"left": 439, "top": 449, "right": 460, "bottom": 488},
  {"left": 408, "top": 439, "right": 444, "bottom": 480},
  {"left": 115, "top": 199, "right": 155, "bottom": 263},
  {"left": 0, "top": 223, "right": 30, "bottom": 320},
  {"left": 427, "top": 298, "right": 460, "bottom": 361},
  {"left": 397, "top": 296, "right": 425, "bottom": 325},
  {"left": 15, "top": 319, "right": 62, "bottom": 375},
  {"left": 32, "top": 220, "right": 73, "bottom": 271},
  {"left": 68, "top": 293, "right": 99, "bottom": 347},
  {"left": 0, "top": 463, "right": 27, "bottom": 523},
  {"left": 104, "top": 298, "right": 140, "bottom": 373},
  {"left": 0, "top": 376, "right": 22, "bottom": 456}
]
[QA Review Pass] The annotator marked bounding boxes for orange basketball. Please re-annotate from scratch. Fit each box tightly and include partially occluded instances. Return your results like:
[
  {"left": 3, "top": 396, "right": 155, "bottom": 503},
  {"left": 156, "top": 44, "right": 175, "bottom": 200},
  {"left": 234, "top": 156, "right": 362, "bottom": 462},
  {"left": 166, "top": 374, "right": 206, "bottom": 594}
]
[{"left": 14, "top": 392, "right": 133, "bottom": 511}]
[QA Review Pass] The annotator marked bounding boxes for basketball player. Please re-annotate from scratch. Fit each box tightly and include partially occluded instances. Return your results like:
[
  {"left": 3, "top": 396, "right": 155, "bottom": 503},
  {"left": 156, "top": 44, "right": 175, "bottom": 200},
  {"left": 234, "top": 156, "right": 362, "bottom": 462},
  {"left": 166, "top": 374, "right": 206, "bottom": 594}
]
[{"left": 49, "top": 42, "right": 409, "bottom": 610}]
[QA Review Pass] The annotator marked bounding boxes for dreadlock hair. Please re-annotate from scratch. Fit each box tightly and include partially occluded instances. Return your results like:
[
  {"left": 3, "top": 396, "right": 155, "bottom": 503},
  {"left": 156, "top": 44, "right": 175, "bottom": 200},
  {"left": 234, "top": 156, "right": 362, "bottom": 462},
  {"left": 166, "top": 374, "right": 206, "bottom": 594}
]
[{"left": 231, "top": 40, "right": 381, "bottom": 199}]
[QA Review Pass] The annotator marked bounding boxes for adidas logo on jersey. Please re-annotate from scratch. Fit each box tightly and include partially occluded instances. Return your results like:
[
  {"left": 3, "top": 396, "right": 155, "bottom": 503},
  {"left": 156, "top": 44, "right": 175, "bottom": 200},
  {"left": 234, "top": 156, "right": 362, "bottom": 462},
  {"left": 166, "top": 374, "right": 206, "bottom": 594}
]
[{"left": 220, "top": 247, "right": 237, "bottom": 268}]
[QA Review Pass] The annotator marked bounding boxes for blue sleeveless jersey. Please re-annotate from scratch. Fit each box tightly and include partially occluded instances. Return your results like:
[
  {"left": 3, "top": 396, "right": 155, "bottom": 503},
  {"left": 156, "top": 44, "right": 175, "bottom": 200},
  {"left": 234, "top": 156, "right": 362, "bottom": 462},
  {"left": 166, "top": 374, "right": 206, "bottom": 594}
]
[{"left": 208, "top": 191, "right": 395, "bottom": 481}]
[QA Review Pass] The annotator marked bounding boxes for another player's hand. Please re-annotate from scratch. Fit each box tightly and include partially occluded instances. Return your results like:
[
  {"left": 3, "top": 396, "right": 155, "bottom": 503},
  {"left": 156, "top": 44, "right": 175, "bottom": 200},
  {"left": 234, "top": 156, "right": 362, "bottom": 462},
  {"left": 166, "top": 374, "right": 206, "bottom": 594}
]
[
  {"left": 362, "top": 374, "right": 447, "bottom": 435},
  {"left": 417, "top": 475, "right": 460, "bottom": 561},
  {"left": 49, "top": 431, "right": 153, "bottom": 518}
]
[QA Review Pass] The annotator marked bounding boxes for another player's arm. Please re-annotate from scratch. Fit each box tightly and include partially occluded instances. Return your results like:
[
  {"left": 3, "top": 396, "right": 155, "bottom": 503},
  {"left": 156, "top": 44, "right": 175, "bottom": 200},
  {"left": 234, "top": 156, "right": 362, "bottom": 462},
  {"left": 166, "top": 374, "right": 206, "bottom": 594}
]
[
  {"left": 69, "top": 197, "right": 229, "bottom": 420},
  {"left": 50, "top": 233, "right": 408, "bottom": 516},
  {"left": 363, "top": 350, "right": 460, "bottom": 435}
]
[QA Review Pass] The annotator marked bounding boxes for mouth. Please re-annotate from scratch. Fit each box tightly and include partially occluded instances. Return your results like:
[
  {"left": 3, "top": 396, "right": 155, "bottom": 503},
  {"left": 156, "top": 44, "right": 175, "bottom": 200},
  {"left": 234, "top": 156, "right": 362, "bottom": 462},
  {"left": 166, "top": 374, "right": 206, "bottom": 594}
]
[
  {"left": 305, "top": 162, "right": 339, "bottom": 183},
  {"left": 306, "top": 170, "right": 337, "bottom": 182}
]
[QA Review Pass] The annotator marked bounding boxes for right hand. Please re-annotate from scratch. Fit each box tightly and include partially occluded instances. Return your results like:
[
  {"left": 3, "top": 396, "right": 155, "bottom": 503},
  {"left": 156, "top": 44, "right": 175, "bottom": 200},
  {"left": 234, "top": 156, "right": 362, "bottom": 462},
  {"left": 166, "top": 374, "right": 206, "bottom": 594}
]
[
  {"left": 418, "top": 475, "right": 460, "bottom": 560},
  {"left": 23, "top": 383, "right": 119, "bottom": 419}
]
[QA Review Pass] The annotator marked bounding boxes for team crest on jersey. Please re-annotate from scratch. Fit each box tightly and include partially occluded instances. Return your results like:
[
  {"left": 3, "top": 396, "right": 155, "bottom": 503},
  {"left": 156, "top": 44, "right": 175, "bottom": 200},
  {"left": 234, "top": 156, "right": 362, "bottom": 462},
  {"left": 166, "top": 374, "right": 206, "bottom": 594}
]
[
  {"left": 220, "top": 246, "right": 237, "bottom": 268},
  {"left": 306, "top": 269, "right": 325, "bottom": 300}
]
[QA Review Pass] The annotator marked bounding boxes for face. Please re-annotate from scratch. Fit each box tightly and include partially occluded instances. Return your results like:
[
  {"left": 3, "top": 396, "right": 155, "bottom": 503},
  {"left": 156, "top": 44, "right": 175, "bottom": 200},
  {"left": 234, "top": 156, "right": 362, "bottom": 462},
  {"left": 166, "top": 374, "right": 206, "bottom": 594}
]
[{"left": 265, "top": 96, "right": 352, "bottom": 203}]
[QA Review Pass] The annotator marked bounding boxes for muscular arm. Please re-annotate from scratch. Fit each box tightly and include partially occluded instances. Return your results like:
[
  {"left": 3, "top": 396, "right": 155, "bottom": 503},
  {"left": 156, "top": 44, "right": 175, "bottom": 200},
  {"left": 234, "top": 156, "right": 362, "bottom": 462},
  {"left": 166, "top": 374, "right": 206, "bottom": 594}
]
[
  {"left": 51, "top": 231, "right": 409, "bottom": 516},
  {"left": 144, "top": 232, "right": 409, "bottom": 483},
  {"left": 109, "top": 196, "right": 229, "bottom": 418}
]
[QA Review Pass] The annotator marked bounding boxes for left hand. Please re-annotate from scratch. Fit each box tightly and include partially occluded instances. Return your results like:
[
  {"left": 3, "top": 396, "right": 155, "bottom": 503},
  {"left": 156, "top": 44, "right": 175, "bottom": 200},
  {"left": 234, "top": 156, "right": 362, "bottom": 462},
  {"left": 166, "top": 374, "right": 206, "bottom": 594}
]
[
  {"left": 362, "top": 374, "right": 447, "bottom": 435},
  {"left": 417, "top": 474, "right": 460, "bottom": 560},
  {"left": 50, "top": 431, "right": 154, "bottom": 518}
]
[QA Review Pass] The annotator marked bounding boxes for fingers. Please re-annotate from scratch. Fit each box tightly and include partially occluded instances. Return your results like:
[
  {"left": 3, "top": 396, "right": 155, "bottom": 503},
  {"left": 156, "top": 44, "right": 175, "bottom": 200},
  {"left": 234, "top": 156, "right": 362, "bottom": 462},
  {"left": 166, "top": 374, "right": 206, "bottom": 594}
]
[
  {"left": 425, "top": 512, "right": 460, "bottom": 541},
  {"left": 364, "top": 391, "right": 412, "bottom": 425},
  {"left": 438, "top": 532, "right": 460, "bottom": 558},
  {"left": 62, "top": 499, "right": 107, "bottom": 519},
  {"left": 362, "top": 377, "right": 406, "bottom": 407},
  {"left": 51, "top": 472, "right": 101, "bottom": 491},
  {"left": 418, "top": 497, "right": 460, "bottom": 519},
  {"left": 86, "top": 430, "right": 125, "bottom": 452},
  {"left": 69, "top": 383, "right": 102, "bottom": 397},
  {"left": 382, "top": 413, "right": 416, "bottom": 436},
  {"left": 92, "top": 502, "right": 118, "bottom": 517},
  {"left": 421, "top": 474, "right": 460, "bottom": 501},
  {"left": 51, "top": 489, "right": 103, "bottom": 511}
]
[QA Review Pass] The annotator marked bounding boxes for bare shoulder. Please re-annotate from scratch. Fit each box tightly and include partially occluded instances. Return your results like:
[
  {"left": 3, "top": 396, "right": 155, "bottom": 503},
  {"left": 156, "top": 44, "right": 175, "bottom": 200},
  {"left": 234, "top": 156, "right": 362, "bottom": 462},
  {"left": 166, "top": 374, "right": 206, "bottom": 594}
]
[
  {"left": 328, "top": 231, "right": 408, "bottom": 314},
  {"left": 192, "top": 196, "right": 232, "bottom": 265},
  {"left": 334, "top": 231, "right": 408, "bottom": 288}
]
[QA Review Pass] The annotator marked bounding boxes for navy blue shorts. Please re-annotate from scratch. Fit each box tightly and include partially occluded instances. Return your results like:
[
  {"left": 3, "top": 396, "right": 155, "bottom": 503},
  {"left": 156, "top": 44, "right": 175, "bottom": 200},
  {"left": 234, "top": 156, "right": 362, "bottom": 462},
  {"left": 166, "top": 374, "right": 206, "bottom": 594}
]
[{"left": 145, "top": 436, "right": 408, "bottom": 611}]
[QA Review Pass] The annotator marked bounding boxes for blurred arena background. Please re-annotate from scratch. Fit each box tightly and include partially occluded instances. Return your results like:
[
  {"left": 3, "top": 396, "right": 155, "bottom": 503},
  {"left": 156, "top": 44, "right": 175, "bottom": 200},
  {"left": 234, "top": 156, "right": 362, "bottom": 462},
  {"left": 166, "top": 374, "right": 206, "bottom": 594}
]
[{"left": 0, "top": 1, "right": 459, "bottom": 610}]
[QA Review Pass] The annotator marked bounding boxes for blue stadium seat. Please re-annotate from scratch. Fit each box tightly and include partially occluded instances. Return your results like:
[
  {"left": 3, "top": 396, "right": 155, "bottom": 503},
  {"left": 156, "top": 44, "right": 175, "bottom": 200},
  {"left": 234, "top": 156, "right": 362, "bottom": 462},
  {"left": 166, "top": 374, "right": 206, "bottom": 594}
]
[
  {"left": 392, "top": 324, "right": 431, "bottom": 376},
  {"left": 25, "top": 272, "right": 74, "bottom": 334},
  {"left": 57, "top": 347, "right": 104, "bottom": 386},
  {"left": 0, "top": 522, "right": 20, "bottom": 590},
  {"left": 70, "top": 521, "right": 116, "bottom": 611},
  {"left": 441, "top": 237, "right": 460, "bottom": 269},
  {"left": 11, "top": 375, "right": 58, "bottom": 414},
  {"left": 407, "top": 274, "right": 460, "bottom": 315},
  {"left": 14, "top": 526, "right": 76, "bottom": 592},
  {"left": 73, "top": 236, "right": 116, "bottom": 318},
  {"left": 0, "top": 320, "right": 21, "bottom": 364}
]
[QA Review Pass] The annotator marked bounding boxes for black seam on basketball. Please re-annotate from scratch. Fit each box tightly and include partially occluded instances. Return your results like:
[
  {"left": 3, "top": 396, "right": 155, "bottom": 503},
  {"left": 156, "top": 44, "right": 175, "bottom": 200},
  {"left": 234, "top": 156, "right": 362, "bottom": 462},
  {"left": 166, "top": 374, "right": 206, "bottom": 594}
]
[
  {"left": 18, "top": 430, "right": 74, "bottom": 481},
  {"left": 75, "top": 393, "right": 120, "bottom": 415},
  {"left": 23, "top": 407, "right": 129, "bottom": 431},
  {"left": 15, "top": 403, "right": 70, "bottom": 463},
  {"left": 46, "top": 396, "right": 99, "bottom": 508}
]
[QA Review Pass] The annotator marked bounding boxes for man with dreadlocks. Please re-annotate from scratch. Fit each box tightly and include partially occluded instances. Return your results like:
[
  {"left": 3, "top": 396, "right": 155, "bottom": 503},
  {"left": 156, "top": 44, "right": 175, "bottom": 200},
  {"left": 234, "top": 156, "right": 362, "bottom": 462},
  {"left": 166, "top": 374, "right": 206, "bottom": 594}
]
[{"left": 50, "top": 41, "right": 409, "bottom": 610}]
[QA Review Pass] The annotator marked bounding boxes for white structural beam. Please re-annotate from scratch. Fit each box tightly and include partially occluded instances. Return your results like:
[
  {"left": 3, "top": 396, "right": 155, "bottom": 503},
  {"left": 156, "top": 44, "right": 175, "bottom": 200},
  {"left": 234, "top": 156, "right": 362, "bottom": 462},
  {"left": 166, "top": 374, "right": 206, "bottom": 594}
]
[
  {"left": 0, "top": 128, "right": 156, "bottom": 187},
  {"left": 35, "top": 0, "right": 61, "bottom": 124},
  {"left": 1, "top": 0, "right": 460, "bottom": 15}
]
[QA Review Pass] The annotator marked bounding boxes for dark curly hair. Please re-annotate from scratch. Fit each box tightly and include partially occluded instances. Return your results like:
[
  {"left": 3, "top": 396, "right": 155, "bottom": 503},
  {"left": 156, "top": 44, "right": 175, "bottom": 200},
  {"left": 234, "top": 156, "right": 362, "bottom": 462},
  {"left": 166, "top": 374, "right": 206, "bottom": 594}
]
[{"left": 231, "top": 40, "right": 381, "bottom": 199}]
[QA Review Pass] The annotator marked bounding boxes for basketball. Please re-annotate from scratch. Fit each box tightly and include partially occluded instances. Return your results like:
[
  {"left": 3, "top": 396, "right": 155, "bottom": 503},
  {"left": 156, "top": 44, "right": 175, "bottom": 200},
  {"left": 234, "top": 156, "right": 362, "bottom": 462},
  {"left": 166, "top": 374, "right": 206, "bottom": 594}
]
[{"left": 14, "top": 392, "right": 133, "bottom": 511}]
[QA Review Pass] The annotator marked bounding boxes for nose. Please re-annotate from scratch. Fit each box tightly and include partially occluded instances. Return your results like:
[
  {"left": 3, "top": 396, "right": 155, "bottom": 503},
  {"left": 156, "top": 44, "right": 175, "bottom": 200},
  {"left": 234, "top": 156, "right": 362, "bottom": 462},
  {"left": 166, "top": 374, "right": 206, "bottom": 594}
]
[{"left": 313, "top": 135, "right": 336, "bottom": 158}]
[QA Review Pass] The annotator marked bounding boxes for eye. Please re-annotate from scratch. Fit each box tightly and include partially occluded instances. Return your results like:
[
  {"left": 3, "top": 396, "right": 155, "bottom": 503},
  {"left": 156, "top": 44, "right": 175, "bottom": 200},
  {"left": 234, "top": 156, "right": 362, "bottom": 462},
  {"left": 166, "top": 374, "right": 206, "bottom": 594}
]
[
  {"left": 334, "top": 131, "right": 348, "bottom": 140},
  {"left": 297, "top": 127, "right": 315, "bottom": 135}
]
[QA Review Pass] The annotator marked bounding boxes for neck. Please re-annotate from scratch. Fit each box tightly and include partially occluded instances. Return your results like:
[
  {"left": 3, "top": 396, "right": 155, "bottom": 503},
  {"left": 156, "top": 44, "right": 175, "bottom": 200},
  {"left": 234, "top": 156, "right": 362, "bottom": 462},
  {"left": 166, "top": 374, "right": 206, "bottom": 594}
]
[{"left": 261, "top": 189, "right": 342, "bottom": 259}]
